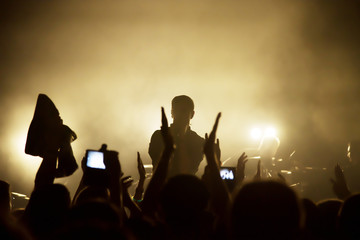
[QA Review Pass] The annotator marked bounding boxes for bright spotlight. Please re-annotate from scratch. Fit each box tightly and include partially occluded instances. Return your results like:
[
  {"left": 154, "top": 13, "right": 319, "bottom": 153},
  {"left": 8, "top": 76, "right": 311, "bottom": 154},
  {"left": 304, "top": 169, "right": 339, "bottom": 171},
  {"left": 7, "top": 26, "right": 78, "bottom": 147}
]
[
  {"left": 264, "top": 127, "right": 277, "bottom": 137},
  {"left": 250, "top": 128, "right": 263, "bottom": 140}
]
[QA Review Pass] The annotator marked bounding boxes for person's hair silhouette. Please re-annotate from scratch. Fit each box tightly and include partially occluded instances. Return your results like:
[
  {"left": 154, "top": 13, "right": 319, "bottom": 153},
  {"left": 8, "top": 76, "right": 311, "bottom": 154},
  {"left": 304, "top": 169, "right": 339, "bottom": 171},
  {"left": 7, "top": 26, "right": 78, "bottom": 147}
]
[{"left": 171, "top": 95, "right": 195, "bottom": 128}]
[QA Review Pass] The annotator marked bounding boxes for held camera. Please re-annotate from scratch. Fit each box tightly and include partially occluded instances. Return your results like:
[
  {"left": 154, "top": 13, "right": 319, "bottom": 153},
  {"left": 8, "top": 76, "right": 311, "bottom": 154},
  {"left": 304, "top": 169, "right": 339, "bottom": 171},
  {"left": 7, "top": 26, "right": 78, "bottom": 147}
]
[
  {"left": 220, "top": 166, "right": 237, "bottom": 191},
  {"left": 85, "top": 150, "right": 106, "bottom": 169},
  {"left": 220, "top": 167, "right": 236, "bottom": 181}
]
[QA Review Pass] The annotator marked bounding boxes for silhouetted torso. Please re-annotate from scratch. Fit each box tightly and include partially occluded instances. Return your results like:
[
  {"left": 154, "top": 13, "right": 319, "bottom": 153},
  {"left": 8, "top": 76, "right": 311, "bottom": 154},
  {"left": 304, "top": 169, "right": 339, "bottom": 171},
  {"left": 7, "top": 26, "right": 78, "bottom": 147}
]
[{"left": 149, "top": 125, "right": 204, "bottom": 177}]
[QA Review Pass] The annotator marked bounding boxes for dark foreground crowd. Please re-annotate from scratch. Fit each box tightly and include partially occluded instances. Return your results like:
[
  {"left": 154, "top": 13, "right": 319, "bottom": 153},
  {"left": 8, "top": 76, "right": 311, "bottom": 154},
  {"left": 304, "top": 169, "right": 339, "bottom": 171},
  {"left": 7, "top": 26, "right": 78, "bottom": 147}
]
[{"left": 1, "top": 95, "right": 360, "bottom": 240}]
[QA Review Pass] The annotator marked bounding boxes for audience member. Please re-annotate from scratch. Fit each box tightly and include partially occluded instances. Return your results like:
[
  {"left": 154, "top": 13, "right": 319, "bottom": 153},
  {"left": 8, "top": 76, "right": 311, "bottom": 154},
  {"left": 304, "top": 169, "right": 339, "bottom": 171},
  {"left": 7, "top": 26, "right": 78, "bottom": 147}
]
[{"left": 149, "top": 95, "right": 205, "bottom": 177}]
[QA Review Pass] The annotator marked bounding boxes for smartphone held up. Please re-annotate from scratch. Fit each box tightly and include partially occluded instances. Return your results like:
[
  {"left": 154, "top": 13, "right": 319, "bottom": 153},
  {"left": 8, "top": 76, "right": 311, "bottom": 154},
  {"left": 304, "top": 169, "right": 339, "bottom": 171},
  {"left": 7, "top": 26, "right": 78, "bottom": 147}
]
[{"left": 85, "top": 150, "right": 106, "bottom": 170}]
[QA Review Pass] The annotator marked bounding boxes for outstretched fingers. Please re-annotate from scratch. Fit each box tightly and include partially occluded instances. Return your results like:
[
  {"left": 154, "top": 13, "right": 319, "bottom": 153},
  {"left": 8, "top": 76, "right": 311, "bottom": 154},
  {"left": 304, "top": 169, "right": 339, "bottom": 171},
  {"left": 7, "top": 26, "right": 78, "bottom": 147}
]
[
  {"left": 160, "top": 107, "right": 174, "bottom": 151},
  {"left": 137, "top": 152, "right": 146, "bottom": 180},
  {"left": 254, "top": 160, "right": 261, "bottom": 180},
  {"left": 236, "top": 152, "right": 248, "bottom": 184},
  {"left": 209, "top": 112, "right": 221, "bottom": 142},
  {"left": 237, "top": 152, "right": 248, "bottom": 164},
  {"left": 161, "top": 107, "right": 168, "bottom": 129}
]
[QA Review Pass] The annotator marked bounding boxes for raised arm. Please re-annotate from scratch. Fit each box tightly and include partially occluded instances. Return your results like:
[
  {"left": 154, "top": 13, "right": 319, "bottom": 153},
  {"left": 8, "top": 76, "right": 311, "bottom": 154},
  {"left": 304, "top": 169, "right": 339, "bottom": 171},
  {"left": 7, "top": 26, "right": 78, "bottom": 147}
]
[
  {"left": 121, "top": 175, "right": 142, "bottom": 219},
  {"left": 34, "top": 125, "right": 78, "bottom": 189},
  {"left": 34, "top": 135, "right": 60, "bottom": 189},
  {"left": 133, "top": 152, "right": 146, "bottom": 202},
  {"left": 142, "top": 107, "right": 175, "bottom": 217},
  {"left": 119, "top": 152, "right": 145, "bottom": 219},
  {"left": 202, "top": 113, "right": 231, "bottom": 223},
  {"left": 253, "top": 159, "right": 261, "bottom": 181},
  {"left": 330, "top": 163, "right": 351, "bottom": 200},
  {"left": 103, "top": 148, "right": 123, "bottom": 208},
  {"left": 233, "top": 152, "right": 248, "bottom": 193}
]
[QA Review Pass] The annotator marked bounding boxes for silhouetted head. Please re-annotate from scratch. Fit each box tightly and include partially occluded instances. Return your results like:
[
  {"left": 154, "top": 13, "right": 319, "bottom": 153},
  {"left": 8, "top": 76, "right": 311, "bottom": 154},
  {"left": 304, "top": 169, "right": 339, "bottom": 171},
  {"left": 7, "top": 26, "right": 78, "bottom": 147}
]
[
  {"left": 316, "top": 199, "right": 342, "bottom": 239},
  {"left": 159, "top": 174, "right": 212, "bottom": 239},
  {"left": 56, "top": 200, "right": 124, "bottom": 240},
  {"left": 160, "top": 174, "right": 209, "bottom": 222},
  {"left": 301, "top": 198, "right": 320, "bottom": 237},
  {"left": 26, "top": 184, "right": 71, "bottom": 213},
  {"left": 23, "top": 184, "right": 71, "bottom": 238},
  {"left": 339, "top": 193, "right": 360, "bottom": 239},
  {"left": 231, "top": 180, "right": 302, "bottom": 240},
  {"left": 171, "top": 95, "right": 195, "bottom": 126},
  {"left": 69, "top": 200, "right": 121, "bottom": 225},
  {"left": 72, "top": 185, "right": 110, "bottom": 206}
]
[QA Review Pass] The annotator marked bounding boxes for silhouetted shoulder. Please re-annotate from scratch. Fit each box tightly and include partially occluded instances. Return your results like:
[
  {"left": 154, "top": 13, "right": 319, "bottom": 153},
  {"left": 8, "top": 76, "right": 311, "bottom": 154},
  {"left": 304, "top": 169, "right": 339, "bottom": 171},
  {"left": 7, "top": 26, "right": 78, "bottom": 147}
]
[
  {"left": 150, "top": 130, "right": 162, "bottom": 139},
  {"left": 149, "top": 130, "right": 163, "bottom": 149},
  {"left": 149, "top": 130, "right": 164, "bottom": 168}
]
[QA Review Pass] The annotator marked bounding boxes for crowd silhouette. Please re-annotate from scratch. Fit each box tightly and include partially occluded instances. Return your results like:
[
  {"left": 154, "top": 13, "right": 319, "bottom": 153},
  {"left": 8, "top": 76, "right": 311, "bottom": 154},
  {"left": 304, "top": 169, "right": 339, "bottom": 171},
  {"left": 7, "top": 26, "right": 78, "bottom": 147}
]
[{"left": 1, "top": 94, "right": 360, "bottom": 240}]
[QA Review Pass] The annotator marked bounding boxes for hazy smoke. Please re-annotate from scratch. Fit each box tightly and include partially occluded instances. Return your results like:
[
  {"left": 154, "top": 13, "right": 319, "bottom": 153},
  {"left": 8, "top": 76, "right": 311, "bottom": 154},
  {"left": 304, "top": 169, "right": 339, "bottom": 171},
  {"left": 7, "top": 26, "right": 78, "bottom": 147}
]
[{"left": 1, "top": 0, "right": 360, "bottom": 198}]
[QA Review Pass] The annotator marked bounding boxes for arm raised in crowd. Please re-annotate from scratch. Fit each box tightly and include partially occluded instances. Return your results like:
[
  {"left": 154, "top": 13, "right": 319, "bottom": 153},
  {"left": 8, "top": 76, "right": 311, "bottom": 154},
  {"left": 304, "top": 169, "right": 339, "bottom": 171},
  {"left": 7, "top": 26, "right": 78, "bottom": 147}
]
[
  {"left": 330, "top": 163, "right": 351, "bottom": 200},
  {"left": 119, "top": 152, "right": 145, "bottom": 219},
  {"left": 103, "top": 147, "right": 123, "bottom": 208},
  {"left": 142, "top": 107, "right": 175, "bottom": 217},
  {"left": 202, "top": 113, "right": 231, "bottom": 223},
  {"left": 133, "top": 152, "right": 146, "bottom": 203},
  {"left": 254, "top": 159, "right": 261, "bottom": 181},
  {"left": 34, "top": 137, "right": 60, "bottom": 189},
  {"left": 231, "top": 152, "right": 248, "bottom": 194},
  {"left": 121, "top": 175, "right": 142, "bottom": 219},
  {"left": 73, "top": 145, "right": 124, "bottom": 212},
  {"left": 235, "top": 152, "right": 248, "bottom": 186}
]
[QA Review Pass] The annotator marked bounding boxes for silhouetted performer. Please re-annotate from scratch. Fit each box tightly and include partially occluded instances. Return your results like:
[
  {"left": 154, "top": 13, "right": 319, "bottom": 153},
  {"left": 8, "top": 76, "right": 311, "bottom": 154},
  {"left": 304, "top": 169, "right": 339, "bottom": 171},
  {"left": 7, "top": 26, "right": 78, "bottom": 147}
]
[{"left": 149, "top": 95, "right": 204, "bottom": 177}]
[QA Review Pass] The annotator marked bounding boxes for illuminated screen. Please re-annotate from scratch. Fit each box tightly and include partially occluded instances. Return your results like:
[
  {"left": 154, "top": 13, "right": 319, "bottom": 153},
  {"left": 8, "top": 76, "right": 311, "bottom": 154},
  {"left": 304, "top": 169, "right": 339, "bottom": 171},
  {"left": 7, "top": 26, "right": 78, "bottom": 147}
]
[
  {"left": 220, "top": 168, "right": 235, "bottom": 180},
  {"left": 86, "top": 151, "right": 105, "bottom": 169}
]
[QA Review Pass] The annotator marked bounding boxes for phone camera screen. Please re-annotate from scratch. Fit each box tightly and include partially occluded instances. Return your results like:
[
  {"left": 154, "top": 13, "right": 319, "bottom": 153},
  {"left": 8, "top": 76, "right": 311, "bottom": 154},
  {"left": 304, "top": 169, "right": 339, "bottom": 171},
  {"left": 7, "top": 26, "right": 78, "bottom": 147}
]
[
  {"left": 86, "top": 151, "right": 106, "bottom": 169},
  {"left": 220, "top": 168, "right": 234, "bottom": 180}
]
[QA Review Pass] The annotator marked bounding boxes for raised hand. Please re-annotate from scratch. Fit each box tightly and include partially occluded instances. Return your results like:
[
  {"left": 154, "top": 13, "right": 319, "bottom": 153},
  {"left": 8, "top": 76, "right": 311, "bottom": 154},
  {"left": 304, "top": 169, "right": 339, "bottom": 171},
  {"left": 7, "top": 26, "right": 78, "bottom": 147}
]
[
  {"left": 235, "top": 152, "right": 248, "bottom": 185},
  {"left": 161, "top": 107, "right": 175, "bottom": 152},
  {"left": 203, "top": 112, "right": 221, "bottom": 165},
  {"left": 121, "top": 176, "right": 134, "bottom": 205},
  {"left": 142, "top": 108, "right": 174, "bottom": 216},
  {"left": 121, "top": 175, "right": 142, "bottom": 218},
  {"left": 254, "top": 160, "right": 261, "bottom": 181},
  {"left": 202, "top": 112, "right": 231, "bottom": 226},
  {"left": 133, "top": 152, "right": 145, "bottom": 202},
  {"left": 215, "top": 138, "right": 221, "bottom": 164},
  {"left": 137, "top": 152, "right": 146, "bottom": 181},
  {"left": 121, "top": 176, "right": 133, "bottom": 190},
  {"left": 330, "top": 163, "right": 351, "bottom": 200},
  {"left": 103, "top": 148, "right": 122, "bottom": 181}
]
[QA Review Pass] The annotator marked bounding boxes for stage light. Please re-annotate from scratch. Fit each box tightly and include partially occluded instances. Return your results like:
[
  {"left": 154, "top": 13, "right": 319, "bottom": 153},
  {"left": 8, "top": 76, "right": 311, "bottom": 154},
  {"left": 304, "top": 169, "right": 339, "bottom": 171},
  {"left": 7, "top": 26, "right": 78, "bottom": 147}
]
[
  {"left": 250, "top": 128, "right": 263, "bottom": 140},
  {"left": 10, "top": 130, "right": 41, "bottom": 173},
  {"left": 264, "top": 127, "right": 277, "bottom": 138}
]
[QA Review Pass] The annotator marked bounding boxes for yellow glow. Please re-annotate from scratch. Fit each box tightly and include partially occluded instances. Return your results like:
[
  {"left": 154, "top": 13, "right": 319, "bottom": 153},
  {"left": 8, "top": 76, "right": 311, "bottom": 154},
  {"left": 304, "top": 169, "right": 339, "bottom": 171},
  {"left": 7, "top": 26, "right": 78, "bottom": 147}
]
[
  {"left": 2, "top": 0, "right": 357, "bottom": 201},
  {"left": 11, "top": 130, "right": 42, "bottom": 172},
  {"left": 264, "top": 127, "right": 277, "bottom": 138},
  {"left": 250, "top": 128, "right": 263, "bottom": 140}
]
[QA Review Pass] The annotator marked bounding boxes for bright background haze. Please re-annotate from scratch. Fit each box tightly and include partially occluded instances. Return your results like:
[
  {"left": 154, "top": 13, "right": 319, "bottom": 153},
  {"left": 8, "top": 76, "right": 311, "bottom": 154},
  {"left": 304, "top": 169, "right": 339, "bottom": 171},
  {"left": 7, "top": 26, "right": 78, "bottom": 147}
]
[{"left": 1, "top": 0, "right": 360, "bottom": 200}]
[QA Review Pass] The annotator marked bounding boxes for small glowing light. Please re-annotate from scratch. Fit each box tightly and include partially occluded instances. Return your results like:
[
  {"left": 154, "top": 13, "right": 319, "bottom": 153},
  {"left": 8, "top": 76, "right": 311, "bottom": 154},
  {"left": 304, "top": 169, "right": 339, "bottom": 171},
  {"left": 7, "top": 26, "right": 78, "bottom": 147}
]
[
  {"left": 280, "top": 170, "right": 292, "bottom": 175},
  {"left": 250, "top": 128, "right": 263, "bottom": 140},
  {"left": 264, "top": 127, "right": 277, "bottom": 137}
]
